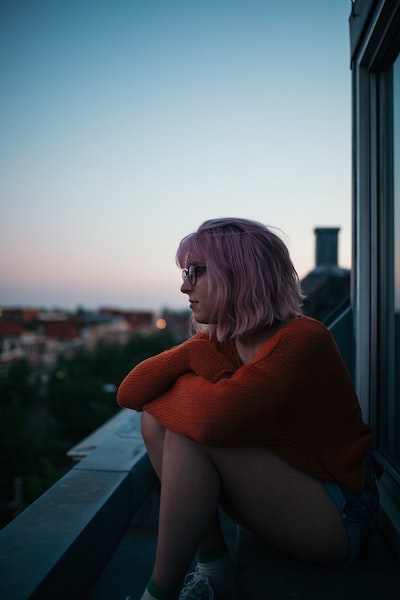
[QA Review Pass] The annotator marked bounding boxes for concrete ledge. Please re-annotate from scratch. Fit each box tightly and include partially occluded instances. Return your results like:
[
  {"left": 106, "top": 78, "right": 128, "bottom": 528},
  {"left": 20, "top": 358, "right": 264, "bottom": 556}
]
[
  {"left": 0, "top": 410, "right": 155, "bottom": 600},
  {"left": 234, "top": 524, "right": 400, "bottom": 599},
  {"left": 67, "top": 407, "right": 143, "bottom": 462}
]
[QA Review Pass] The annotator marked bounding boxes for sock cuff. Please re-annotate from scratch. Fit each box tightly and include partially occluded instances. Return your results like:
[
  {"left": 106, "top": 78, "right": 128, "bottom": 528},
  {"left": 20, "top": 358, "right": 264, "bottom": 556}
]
[
  {"left": 146, "top": 577, "right": 180, "bottom": 600},
  {"left": 195, "top": 546, "right": 229, "bottom": 564}
]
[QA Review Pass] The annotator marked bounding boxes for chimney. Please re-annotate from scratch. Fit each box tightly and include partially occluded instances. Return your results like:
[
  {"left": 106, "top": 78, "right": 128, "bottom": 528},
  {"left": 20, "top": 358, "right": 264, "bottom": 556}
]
[{"left": 314, "top": 227, "right": 340, "bottom": 268}]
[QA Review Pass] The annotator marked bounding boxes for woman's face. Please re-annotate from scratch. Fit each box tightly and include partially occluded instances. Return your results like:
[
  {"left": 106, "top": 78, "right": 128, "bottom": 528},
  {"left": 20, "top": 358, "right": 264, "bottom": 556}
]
[{"left": 180, "top": 263, "right": 211, "bottom": 323}]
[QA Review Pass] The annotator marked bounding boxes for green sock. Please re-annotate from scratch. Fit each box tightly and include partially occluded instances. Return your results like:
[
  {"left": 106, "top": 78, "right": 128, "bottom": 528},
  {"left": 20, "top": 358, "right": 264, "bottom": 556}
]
[
  {"left": 142, "top": 577, "right": 180, "bottom": 600},
  {"left": 195, "top": 548, "right": 235, "bottom": 590},
  {"left": 195, "top": 546, "right": 229, "bottom": 563}
]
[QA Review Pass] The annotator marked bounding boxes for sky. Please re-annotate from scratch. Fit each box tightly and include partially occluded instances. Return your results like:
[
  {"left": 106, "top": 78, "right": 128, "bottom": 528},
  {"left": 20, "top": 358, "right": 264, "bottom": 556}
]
[{"left": 0, "top": 0, "right": 353, "bottom": 314}]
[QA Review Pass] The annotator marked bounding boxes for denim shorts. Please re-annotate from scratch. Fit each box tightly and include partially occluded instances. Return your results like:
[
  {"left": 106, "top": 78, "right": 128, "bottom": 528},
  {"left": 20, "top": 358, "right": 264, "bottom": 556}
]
[{"left": 323, "top": 457, "right": 379, "bottom": 565}]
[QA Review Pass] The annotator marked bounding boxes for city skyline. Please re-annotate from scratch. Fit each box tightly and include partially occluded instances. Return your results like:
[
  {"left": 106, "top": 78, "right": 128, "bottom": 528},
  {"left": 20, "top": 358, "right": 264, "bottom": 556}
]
[{"left": 1, "top": 0, "right": 352, "bottom": 312}]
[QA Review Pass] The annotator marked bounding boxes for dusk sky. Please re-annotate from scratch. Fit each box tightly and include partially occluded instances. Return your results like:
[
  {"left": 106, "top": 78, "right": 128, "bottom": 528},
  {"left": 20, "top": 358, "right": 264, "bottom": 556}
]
[{"left": 1, "top": 0, "right": 353, "bottom": 314}]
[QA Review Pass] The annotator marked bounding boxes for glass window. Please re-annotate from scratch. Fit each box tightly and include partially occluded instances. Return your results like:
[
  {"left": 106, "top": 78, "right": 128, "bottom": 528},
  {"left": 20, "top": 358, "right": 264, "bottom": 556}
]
[
  {"left": 379, "top": 53, "right": 400, "bottom": 468},
  {"left": 393, "top": 54, "right": 400, "bottom": 463}
]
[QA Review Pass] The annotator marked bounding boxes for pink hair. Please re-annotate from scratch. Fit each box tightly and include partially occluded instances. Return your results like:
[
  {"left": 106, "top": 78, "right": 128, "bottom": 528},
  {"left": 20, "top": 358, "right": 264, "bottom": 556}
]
[{"left": 176, "top": 218, "right": 303, "bottom": 341}]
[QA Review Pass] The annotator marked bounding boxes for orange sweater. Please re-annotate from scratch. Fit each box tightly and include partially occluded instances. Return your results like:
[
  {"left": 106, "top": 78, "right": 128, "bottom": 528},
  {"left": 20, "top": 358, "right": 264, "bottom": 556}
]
[{"left": 117, "top": 316, "right": 372, "bottom": 494}]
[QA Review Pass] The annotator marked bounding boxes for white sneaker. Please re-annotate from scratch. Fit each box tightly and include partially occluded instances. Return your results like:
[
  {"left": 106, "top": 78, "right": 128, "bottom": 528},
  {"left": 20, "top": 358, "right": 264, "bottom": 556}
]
[{"left": 179, "top": 571, "right": 215, "bottom": 600}]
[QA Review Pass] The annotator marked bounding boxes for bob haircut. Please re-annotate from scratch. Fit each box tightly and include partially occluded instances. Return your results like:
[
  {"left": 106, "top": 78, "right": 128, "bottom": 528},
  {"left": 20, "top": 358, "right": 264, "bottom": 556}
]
[{"left": 176, "top": 217, "right": 303, "bottom": 341}]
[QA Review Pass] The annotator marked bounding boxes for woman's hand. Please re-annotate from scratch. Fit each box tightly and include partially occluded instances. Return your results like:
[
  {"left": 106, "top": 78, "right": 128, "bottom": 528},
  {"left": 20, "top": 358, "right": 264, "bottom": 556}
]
[{"left": 117, "top": 334, "right": 236, "bottom": 410}]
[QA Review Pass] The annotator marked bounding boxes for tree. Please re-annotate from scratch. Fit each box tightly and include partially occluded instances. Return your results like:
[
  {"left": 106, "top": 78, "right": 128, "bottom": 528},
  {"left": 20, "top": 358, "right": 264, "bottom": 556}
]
[{"left": 0, "top": 328, "right": 178, "bottom": 527}]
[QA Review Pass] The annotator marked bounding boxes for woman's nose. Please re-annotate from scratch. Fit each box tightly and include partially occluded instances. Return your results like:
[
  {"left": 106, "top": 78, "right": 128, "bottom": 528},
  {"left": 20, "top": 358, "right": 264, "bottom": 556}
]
[{"left": 180, "top": 278, "right": 192, "bottom": 294}]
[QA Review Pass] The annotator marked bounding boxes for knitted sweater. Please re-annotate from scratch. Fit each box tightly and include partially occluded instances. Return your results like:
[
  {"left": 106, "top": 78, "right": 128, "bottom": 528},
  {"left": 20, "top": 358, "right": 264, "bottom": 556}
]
[{"left": 117, "top": 316, "right": 372, "bottom": 494}]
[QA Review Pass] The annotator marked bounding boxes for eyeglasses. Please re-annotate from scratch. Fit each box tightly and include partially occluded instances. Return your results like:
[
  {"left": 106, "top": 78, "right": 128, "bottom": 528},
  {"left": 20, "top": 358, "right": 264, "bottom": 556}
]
[{"left": 182, "top": 264, "right": 207, "bottom": 286}]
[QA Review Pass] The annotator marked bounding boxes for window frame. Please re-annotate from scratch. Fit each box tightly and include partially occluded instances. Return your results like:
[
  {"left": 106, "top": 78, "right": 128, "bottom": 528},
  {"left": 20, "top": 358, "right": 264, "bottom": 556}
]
[{"left": 351, "top": 0, "right": 400, "bottom": 554}]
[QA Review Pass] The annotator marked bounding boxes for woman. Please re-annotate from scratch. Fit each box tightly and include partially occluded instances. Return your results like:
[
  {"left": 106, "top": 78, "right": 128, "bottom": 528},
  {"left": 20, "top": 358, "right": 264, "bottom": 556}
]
[{"left": 117, "top": 218, "right": 379, "bottom": 600}]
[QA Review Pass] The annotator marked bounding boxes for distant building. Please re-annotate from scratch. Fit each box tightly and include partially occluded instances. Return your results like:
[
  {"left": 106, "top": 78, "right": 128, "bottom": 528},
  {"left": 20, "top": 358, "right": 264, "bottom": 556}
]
[
  {"left": 0, "top": 307, "right": 155, "bottom": 376},
  {"left": 0, "top": 305, "right": 184, "bottom": 376},
  {"left": 0, "top": 307, "right": 39, "bottom": 324},
  {"left": 160, "top": 308, "right": 192, "bottom": 342},
  {"left": 99, "top": 307, "right": 154, "bottom": 332},
  {"left": 0, "top": 320, "right": 40, "bottom": 377},
  {"left": 301, "top": 227, "right": 350, "bottom": 323}
]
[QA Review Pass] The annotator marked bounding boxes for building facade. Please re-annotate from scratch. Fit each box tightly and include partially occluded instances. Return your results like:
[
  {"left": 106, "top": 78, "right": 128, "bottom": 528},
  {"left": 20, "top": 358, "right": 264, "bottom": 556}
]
[{"left": 350, "top": 0, "right": 400, "bottom": 555}]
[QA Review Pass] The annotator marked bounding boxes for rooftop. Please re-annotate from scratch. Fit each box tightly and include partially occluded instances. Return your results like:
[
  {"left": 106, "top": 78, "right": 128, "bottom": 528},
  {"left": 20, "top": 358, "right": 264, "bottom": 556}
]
[
  {"left": 0, "top": 309, "right": 399, "bottom": 599},
  {"left": 1, "top": 406, "right": 399, "bottom": 600}
]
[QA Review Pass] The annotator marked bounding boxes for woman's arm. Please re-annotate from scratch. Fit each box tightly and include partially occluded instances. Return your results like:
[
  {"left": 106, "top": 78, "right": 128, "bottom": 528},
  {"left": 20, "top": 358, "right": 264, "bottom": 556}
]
[
  {"left": 143, "top": 322, "right": 357, "bottom": 446},
  {"left": 117, "top": 333, "right": 237, "bottom": 409},
  {"left": 143, "top": 363, "right": 285, "bottom": 445}
]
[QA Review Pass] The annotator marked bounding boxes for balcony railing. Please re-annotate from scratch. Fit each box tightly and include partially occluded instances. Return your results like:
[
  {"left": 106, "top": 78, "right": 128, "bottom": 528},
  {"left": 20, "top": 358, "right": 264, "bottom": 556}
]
[{"left": 0, "top": 409, "right": 155, "bottom": 600}]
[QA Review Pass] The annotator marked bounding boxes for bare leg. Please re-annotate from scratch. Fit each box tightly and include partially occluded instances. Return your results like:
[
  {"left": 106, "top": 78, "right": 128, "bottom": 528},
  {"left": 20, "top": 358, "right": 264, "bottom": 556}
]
[
  {"left": 141, "top": 411, "right": 165, "bottom": 479},
  {"left": 142, "top": 424, "right": 349, "bottom": 590},
  {"left": 207, "top": 445, "right": 349, "bottom": 564},
  {"left": 141, "top": 412, "right": 226, "bottom": 555},
  {"left": 152, "top": 427, "right": 224, "bottom": 588}
]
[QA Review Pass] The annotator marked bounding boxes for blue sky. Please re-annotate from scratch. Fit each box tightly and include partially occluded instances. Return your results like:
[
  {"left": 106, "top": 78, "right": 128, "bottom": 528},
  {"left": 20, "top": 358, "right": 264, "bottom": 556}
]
[{"left": 1, "top": 0, "right": 353, "bottom": 313}]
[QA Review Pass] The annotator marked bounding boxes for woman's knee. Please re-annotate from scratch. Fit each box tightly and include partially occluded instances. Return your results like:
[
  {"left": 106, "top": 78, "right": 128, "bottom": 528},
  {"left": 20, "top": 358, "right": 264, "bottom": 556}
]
[
  {"left": 141, "top": 411, "right": 165, "bottom": 443},
  {"left": 141, "top": 412, "right": 167, "bottom": 479}
]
